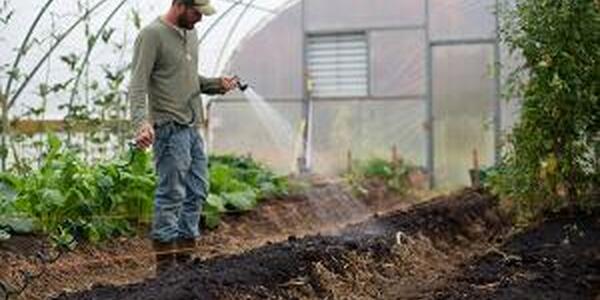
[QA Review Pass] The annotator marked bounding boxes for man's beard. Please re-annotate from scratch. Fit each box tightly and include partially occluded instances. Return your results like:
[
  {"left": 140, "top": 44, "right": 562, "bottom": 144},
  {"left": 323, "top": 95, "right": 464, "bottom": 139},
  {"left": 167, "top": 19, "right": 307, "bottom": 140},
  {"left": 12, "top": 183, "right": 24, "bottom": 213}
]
[{"left": 176, "top": 14, "right": 194, "bottom": 30}]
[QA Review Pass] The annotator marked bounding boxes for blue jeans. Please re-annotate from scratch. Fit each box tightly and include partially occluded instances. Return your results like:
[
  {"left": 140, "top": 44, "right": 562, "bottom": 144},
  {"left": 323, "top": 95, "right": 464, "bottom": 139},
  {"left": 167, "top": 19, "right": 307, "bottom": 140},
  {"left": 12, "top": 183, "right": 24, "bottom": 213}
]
[{"left": 151, "top": 122, "right": 208, "bottom": 242}]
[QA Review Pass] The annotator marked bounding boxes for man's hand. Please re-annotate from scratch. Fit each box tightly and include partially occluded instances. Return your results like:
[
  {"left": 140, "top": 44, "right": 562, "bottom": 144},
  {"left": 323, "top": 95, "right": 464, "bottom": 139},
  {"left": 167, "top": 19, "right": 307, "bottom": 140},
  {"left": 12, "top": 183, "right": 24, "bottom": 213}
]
[
  {"left": 135, "top": 121, "right": 155, "bottom": 150},
  {"left": 220, "top": 76, "right": 239, "bottom": 93}
]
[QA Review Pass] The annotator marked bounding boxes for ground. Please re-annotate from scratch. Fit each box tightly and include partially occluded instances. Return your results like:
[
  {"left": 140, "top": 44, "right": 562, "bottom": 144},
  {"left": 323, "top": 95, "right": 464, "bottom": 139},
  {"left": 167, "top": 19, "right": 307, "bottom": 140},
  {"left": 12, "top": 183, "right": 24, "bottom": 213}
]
[
  {"left": 0, "top": 178, "right": 420, "bottom": 300},
  {"left": 1, "top": 180, "right": 599, "bottom": 300}
]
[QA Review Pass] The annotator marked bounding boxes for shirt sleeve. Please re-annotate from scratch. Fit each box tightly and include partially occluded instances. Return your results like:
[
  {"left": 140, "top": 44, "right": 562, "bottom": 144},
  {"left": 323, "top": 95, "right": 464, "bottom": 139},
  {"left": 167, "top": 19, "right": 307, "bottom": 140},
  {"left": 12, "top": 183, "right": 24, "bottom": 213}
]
[
  {"left": 198, "top": 75, "right": 226, "bottom": 95},
  {"left": 128, "top": 28, "right": 159, "bottom": 130}
]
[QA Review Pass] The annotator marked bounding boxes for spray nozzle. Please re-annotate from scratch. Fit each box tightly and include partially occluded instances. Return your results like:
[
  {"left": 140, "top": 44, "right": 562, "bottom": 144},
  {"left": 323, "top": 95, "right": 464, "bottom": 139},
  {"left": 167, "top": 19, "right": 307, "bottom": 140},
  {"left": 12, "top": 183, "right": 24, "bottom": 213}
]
[{"left": 235, "top": 76, "right": 249, "bottom": 91}]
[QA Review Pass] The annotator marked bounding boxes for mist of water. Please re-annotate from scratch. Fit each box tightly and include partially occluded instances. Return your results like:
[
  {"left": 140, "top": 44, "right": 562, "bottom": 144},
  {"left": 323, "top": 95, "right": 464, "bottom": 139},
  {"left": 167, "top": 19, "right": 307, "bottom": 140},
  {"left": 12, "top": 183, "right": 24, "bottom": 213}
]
[
  {"left": 242, "top": 87, "right": 298, "bottom": 155},
  {"left": 240, "top": 88, "right": 387, "bottom": 236}
]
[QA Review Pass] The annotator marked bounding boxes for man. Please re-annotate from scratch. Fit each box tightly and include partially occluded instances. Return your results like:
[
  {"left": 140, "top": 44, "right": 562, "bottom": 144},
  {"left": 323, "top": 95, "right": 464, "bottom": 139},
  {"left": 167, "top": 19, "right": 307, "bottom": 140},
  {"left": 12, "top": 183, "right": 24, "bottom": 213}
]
[{"left": 128, "top": 0, "right": 238, "bottom": 275}]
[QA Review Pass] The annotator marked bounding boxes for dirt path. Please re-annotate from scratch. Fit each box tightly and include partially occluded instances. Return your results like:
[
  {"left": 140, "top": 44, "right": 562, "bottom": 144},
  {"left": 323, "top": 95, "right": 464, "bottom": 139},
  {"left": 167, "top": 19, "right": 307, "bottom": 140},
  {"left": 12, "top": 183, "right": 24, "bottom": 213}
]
[
  {"left": 432, "top": 210, "right": 600, "bottom": 300},
  {"left": 55, "top": 190, "right": 600, "bottom": 300},
  {"left": 0, "top": 181, "right": 422, "bottom": 300},
  {"left": 4, "top": 186, "right": 598, "bottom": 300},
  {"left": 55, "top": 189, "right": 513, "bottom": 300}
]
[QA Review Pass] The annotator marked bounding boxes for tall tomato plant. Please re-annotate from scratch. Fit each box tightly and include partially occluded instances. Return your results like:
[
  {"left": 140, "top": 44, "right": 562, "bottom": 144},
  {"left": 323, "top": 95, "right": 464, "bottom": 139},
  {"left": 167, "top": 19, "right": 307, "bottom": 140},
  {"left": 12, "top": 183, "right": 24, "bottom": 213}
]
[{"left": 493, "top": 0, "right": 599, "bottom": 216}]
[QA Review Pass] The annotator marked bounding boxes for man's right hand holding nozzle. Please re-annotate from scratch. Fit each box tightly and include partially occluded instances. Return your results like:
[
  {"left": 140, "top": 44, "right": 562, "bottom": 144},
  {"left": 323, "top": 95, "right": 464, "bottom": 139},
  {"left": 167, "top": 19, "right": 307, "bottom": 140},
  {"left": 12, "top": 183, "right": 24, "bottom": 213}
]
[{"left": 135, "top": 121, "right": 155, "bottom": 150}]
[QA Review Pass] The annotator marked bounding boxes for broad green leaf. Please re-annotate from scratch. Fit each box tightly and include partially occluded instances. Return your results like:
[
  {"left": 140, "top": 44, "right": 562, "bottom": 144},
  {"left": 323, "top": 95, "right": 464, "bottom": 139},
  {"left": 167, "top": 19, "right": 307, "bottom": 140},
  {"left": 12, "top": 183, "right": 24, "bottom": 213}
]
[
  {"left": 41, "top": 188, "right": 65, "bottom": 207},
  {"left": 0, "top": 216, "right": 35, "bottom": 233},
  {"left": 222, "top": 191, "right": 257, "bottom": 212},
  {"left": 206, "top": 194, "right": 226, "bottom": 212},
  {"left": 0, "top": 229, "right": 10, "bottom": 241},
  {"left": 202, "top": 204, "right": 221, "bottom": 229},
  {"left": 47, "top": 133, "right": 62, "bottom": 154}
]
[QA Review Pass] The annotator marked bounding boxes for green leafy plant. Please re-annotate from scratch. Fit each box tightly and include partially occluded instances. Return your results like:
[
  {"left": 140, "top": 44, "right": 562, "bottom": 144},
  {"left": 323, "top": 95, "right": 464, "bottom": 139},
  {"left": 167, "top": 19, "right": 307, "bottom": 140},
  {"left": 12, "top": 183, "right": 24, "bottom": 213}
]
[
  {"left": 346, "top": 157, "right": 416, "bottom": 196},
  {"left": 0, "top": 134, "right": 155, "bottom": 244},
  {"left": 202, "top": 154, "right": 289, "bottom": 228},
  {"left": 0, "top": 138, "right": 289, "bottom": 241},
  {"left": 490, "top": 0, "right": 600, "bottom": 220}
]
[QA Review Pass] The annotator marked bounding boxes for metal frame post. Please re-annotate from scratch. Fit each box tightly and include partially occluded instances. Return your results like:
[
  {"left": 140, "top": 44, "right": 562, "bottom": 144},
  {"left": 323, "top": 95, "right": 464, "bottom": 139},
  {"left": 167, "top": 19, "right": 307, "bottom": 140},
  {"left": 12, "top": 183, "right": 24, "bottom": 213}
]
[
  {"left": 425, "top": 0, "right": 435, "bottom": 188},
  {"left": 299, "top": 0, "right": 311, "bottom": 173},
  {"left": 493, "top": 0, "right": 502, "bottom": 164}
]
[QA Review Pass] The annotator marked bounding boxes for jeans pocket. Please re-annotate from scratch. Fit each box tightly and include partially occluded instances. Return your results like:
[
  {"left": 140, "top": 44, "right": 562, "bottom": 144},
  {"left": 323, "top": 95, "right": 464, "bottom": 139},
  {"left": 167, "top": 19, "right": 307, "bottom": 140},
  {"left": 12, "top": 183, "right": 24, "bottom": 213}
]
[
  {"left": 154, "top": 125, "right": 192, "bottom": 170},
  {"left": 153, "top": 124, "right": 175, "bottom": 164}
]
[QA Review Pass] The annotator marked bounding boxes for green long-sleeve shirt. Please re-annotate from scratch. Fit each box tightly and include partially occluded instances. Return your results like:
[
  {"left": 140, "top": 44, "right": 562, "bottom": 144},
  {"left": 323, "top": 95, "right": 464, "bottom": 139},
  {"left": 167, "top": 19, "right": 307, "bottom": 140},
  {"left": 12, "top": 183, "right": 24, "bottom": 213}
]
[{"left": 128, "top": 17, "right": 224, "bottom": 130}]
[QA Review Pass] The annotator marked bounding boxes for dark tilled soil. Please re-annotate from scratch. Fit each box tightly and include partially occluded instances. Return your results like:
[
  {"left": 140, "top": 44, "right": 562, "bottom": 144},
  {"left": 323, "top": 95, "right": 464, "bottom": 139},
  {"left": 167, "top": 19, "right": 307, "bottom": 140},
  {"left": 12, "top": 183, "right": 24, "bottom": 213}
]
[
  {"left": 433, "top": 210, "right": 600, "bottom": 300},
  {"left": 14, "top": 187, "right": 599, "bottom": 300},
  {"left": 0, "top": 180, "right": 422, "bottom": 300},
  {"left": 56, "top": 189, "right": 512, "bottom": 300}
]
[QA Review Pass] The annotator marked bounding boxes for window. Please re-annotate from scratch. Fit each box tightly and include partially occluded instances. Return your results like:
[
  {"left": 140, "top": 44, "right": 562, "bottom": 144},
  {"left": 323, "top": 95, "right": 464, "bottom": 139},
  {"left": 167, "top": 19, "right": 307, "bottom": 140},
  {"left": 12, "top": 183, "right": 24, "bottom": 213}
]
[{"left": 306, "top": 32, "right": 368, "bottom": 97}]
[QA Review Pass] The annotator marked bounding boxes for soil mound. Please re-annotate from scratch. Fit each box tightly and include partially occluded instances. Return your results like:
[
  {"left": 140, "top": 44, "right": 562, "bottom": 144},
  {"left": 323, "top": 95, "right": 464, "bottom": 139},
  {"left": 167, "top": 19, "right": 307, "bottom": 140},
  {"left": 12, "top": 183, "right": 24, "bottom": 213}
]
[{"left": 57, "top": 189, "right": 508, "bottom": 300}]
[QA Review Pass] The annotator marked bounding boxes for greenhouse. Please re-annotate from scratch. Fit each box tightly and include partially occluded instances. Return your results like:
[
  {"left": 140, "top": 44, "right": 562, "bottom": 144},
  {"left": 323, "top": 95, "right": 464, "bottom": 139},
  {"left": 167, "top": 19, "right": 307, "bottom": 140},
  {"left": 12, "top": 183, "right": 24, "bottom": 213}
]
[
  {"left": 0, "top": 0, "right": 598, "bottom": 299},
  {"left": 218, "top": 0, "right": 517, "bottom": 189}
]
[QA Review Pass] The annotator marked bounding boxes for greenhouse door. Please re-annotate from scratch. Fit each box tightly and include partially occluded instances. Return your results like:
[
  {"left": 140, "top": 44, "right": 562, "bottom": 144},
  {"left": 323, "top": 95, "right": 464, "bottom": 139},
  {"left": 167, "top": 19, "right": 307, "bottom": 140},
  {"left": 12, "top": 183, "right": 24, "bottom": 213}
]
[{"left": 432, "top": 44, "right": 496, "bottom": 188}]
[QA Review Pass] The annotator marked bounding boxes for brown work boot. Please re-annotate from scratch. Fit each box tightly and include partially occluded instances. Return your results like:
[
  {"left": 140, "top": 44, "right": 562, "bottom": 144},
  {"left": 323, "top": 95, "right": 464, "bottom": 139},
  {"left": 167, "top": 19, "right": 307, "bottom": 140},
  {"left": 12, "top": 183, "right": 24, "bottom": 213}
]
[
  {"left": 152, "top": 240, "right": 177, "bottom": 276},
  {"left": 175, "top": 238, "right": 197, "bottom": 265}
]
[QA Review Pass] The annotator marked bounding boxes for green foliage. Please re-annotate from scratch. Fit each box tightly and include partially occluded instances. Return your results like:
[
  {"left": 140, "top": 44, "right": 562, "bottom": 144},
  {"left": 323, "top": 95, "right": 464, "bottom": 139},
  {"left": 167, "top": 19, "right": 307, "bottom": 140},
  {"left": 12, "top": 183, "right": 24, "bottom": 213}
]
[
  {"left": 0, "top": 134, "right": 154, "bottom": 245},
  {"left": 202, "top": 154, "right": 289, "bottom": 228},
  {"left": 346, "top": 158, "right": 416, "bottom": 196},
  {"left": 130, "top": 8, "right": 142, "bottom": 30},
  {"left": 0, "top": 1, "right": 13, "bottom": 25},
  {"left": 491, "top": 0, "right": 600, "bottom": 218},
  {"left": 0, "top": 137, "right": 289, "bottom": 242}
]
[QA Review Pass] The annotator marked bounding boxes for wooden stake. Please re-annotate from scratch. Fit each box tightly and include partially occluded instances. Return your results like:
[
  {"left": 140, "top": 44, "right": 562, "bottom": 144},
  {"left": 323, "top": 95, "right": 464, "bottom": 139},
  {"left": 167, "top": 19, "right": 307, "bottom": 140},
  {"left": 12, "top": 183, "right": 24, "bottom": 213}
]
[
  {"left": 471, "top": 149, "right": 481, "bottom": 189},
  {"left": 347, "top": 149, "right": 352, "bottom": 173},
  {"left": 473, "top": 149, "right": 480, "bottom": 171},
  {"left": 391, "top": 145, "right": 399, "bottom": 168}
]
